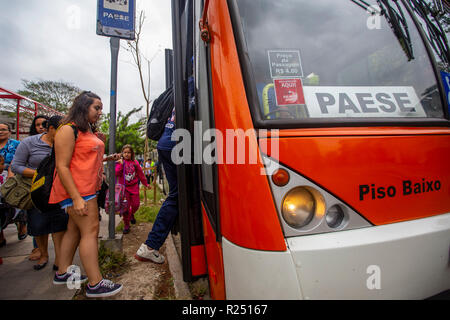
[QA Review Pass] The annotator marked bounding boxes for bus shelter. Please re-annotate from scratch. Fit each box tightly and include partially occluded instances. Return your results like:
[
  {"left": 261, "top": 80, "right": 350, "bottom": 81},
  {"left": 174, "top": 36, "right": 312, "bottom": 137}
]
[{"left": 0, "top": 86, "right": 63, "bottom": 140}]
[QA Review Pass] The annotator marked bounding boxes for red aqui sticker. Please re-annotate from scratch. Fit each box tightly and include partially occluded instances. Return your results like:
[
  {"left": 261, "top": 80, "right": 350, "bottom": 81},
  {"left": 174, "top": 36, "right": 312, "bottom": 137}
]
[{"left": 274, "top": 78, "right": 305, "bottom": 106}]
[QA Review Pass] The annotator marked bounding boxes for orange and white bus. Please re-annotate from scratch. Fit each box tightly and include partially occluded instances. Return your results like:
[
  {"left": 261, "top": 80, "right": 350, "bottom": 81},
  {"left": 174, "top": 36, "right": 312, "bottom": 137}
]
[{"left": 171, "top": 0, "right": 450, "bottom": 299}]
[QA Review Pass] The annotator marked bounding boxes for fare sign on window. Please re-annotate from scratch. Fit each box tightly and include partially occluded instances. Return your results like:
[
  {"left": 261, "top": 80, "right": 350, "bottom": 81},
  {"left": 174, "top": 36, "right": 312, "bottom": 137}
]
[
  {"left": 268, "top": 50, "right": 303, "bottom": 78},
  {"left": 274, "top": 78, "right": 305, "bottom": 106}
]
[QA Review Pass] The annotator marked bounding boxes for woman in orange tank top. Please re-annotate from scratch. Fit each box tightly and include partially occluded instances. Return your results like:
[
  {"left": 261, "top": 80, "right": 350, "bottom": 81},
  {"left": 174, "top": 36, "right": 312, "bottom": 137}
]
[{"left": 50, "top": 91, "right": 123, "bottom": 298}]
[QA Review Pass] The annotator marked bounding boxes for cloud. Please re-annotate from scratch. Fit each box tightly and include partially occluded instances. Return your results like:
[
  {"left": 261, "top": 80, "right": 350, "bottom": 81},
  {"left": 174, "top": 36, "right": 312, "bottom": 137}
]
[{"left": 0, "top": 0, "right": 172, "bottom": 123}]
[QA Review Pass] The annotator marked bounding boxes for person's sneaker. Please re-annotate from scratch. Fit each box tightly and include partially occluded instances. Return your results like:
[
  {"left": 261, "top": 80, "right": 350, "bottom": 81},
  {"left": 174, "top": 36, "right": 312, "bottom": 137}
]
[
  {"left": 130, "top": 217, "right": 136, "bottom": 224},
  {"left": 123, "top": 227, "right": 130, "bottom": 234},
  {"left": 85, "top": 279, "right": 122, "bottom": 298},
  {"left": 134, "top": 243, "right": 165, "bottom": 264},
  {"left": 53, "top": 271, "right": 88, "bottom": 285}
]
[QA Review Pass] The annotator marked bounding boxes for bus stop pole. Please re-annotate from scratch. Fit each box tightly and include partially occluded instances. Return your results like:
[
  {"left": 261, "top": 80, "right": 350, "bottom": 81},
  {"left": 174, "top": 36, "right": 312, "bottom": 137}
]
[{"left": 108, "top": 36, "right": 120, "bottom": 240}]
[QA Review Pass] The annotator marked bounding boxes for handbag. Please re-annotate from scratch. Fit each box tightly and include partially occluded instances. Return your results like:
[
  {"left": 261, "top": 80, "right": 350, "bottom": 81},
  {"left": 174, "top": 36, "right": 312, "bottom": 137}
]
[
  {"left": 105, "top": 165, "right": 128, "bottom": 215},
  {"left": 97, "top": 180, "right": 109, "bottom": 209},
  {"left": 0, "top": 174, "right": 33, "bottom": 210}
]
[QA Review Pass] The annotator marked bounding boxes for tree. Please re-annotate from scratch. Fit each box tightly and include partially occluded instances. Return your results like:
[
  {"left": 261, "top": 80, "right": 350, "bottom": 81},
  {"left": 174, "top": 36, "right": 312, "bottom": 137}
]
[
  {"left": 99, "top": 106, "right": 153, "bottom": 156},
  {"left": 17, "top": 79, "right": 81, "bottom": 112}
]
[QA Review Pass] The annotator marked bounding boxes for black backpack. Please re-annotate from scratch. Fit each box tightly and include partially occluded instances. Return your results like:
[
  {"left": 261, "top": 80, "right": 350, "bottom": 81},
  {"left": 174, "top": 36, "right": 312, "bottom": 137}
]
[
  {"left": 30, "top": 125, "right": 78, "bottom": 212},
  {"left": 147, "top": 85, "right": 174, "bottom": 141}
]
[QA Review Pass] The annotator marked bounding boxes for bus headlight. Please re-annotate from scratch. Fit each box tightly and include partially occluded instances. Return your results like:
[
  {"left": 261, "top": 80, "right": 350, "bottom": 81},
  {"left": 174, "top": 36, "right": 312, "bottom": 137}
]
[
  {"left": 281, "top": 187, "right": 320, "bottom": 228},
  {"left": 326, "top": 204, "right": 346, "bottom": 228}
]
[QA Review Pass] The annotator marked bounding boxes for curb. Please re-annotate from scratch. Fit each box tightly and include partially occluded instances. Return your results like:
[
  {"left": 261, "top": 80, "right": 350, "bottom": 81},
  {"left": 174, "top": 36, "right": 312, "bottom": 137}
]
[
  {"left": 153, "top": 182, "right": 191, "bottom": 300},
  {"left": 166, "top": 233, "right": 192, "bottom": 300}
]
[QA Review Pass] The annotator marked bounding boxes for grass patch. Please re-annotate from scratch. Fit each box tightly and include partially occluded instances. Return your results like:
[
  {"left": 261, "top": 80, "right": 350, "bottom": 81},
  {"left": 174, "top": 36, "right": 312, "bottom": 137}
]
[
  {"left": 98, "top": 242, "right": 130, "bottom": 278},
  {"left": 154, "top": 275, "right": 176, "bottom": 300},
  {"left": 188, "top": 278, "right": 209, "bottom": 300},
  {"left": 135, "top": 205, "right": 160, "bottom": 223},
  {"left": 140, "top": 184, "right": 166, "bottom": 204},
  {"left": 72, "top": 243, "right": 130, "bottom": 299},
  {"left": 116, "top": 221, "right": 124, "bottom": 232}
]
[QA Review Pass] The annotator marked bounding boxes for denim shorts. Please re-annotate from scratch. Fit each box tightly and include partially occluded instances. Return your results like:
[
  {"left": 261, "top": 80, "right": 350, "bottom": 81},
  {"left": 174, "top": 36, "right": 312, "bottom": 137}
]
[{"left": 59, "top": 194, "right": 97, "bottom": 210}]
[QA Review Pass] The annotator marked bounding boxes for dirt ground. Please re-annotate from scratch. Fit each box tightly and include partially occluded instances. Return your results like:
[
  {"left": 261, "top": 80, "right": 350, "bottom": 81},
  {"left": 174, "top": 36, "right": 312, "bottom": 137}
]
[
  {"left": 109, "top": 222, "right": 176, "bottom": 300},
  {"left": 75, "top": 222, "right": 176, "bottom": 300}
]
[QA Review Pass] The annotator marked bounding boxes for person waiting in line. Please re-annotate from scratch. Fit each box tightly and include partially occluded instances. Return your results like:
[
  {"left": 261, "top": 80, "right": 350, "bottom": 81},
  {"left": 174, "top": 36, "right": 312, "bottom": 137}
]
[
  {"left": 0, "top": 155, "right": 10, "bottom": 250},
  {"left": 11, "top": 116, "right": 68, "bottom": 271},
  {"left": 115, "top": 144, "right": 148, "bottom": 234},
  {"left": 0, "top": 154, "right": 7, "bottom": 266},
  {"left": 0, "top": 122, "right": 26, "bottom": 247},
  {"left": 144, "top": 158, "right": 153, "bottom": 185},
  {"left": 155, "top": 159, "right": 166, "bottom": 195},
  {"left": 150, "top": 159, "right": 156, "bottom": 183},
  {"left": 29, "top": 115, "right": 48, "bottom": 136},
  {"left": 27, "top": 114, "right": 49, "bottom": 262},
  {"left": 49, "top": 91, "right": 122, "bottom": 298}
]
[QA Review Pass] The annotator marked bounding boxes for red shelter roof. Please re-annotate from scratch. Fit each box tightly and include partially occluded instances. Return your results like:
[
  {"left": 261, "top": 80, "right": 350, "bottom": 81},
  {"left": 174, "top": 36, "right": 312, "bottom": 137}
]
[{"left": 0, "top": 86, "right": 63, "bottom": 140}]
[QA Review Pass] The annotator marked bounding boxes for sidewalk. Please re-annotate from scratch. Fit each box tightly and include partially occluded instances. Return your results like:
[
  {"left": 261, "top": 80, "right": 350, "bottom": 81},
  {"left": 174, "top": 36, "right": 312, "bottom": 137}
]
[
  {"left": 0, "top": 210, "right": 119, "bottom": 300},
  {"left": 0, "top": 206, "right": 192, "bottom": 300},
  {"left": 0, "top": 223, "right": 82, "bottom": 300}
]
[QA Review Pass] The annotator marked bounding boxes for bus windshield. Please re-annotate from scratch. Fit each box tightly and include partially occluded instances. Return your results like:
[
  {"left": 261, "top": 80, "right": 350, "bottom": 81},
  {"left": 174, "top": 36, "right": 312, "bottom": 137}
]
[{"left": 233, "top": 0, "right": 447, "bottom": 123}]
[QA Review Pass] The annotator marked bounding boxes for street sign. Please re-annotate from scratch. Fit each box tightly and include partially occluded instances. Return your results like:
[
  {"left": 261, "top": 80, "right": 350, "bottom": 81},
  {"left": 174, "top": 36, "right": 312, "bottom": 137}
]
[{"left": 97, "top": 0, "right": 135, "bottom": 40}]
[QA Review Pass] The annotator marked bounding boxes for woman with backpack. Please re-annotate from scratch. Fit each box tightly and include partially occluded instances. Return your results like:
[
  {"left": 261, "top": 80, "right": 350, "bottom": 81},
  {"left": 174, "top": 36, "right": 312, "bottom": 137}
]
[
  {"left": 49, "top": 91, "right": 122, "bottom": 298},
  {"left": 28, "top": 115, "right": 50, "bottom": 262},
  {"left": 115, "top": 144, "right": 149, "bottom": 234},
  {"left": 10, "top": 115, "right": 68, "bottom": 271}
]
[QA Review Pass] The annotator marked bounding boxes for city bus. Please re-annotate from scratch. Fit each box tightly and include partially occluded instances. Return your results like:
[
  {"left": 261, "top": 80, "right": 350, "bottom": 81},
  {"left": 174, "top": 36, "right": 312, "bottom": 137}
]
[{"left": 170, "top": 0, "right": 450, "bottom": 299}]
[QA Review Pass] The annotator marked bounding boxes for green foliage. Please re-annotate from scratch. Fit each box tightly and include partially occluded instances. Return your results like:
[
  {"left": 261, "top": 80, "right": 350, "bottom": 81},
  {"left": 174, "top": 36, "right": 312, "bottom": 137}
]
[
  {"left": 100, "top": 106, "right": 147, "bottom": 155},
  {"left": 115, "top": 205, "right": 159, "bottom": 231},
  {"left": 17, "top": 79, "right": 81, "bottom": 112},
  {"left": 139, "top": 184, "right": 165, "bottom": 202},
  {"left": 98, "top": 242, "right": 130, "bottom": 278},
  {"left": 135, "top": 205, "right": 160, "bottom": 224}
]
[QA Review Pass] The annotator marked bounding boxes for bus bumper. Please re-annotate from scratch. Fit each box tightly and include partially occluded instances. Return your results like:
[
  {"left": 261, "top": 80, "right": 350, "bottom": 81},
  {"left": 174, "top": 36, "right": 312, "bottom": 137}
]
[
  {"left": 222, "top": 213, "right": 450, "bottom": 299},
  {"left": 286, "top": 213, "right": 450, "bottom": 299}
]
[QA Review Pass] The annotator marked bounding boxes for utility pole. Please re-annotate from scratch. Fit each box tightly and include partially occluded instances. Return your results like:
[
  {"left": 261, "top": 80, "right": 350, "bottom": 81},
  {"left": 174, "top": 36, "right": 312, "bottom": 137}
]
[
  {"left": 97, "top": 0, "right": 135, "bottom": 245},
  {"left": 108, "top": 36, "right": 119, "bottom": 240}
]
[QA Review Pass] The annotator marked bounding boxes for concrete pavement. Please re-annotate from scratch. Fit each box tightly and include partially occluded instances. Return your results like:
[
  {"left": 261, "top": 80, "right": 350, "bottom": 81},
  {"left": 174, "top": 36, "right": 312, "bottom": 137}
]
[
  {"left": 0, "top": 206, "right": 192, "bottom": 300},
  {"left": 0, "top": 222, "right": 83, "bottom": 300},
  {"left": 0, "top": 209, "right": 119, "bottom": 300}
]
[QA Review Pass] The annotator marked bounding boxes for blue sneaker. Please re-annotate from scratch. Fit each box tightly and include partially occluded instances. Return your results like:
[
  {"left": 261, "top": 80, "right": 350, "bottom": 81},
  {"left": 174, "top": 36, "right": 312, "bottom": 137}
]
[
  {"left": 53, "top": 271, "right": 88, "bottom": 285},
  {"left": 85, "top": 279, "right": 123, "bottom": 298}
]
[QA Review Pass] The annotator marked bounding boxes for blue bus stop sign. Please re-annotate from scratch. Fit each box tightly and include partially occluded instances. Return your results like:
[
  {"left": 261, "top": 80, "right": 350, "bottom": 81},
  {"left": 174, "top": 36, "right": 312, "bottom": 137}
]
[
  {"left": 97, "top": 0, "right": 135, "bottom": 40},
  {"left": 441, "top": 71, "right": 450, "bottom": 115}
]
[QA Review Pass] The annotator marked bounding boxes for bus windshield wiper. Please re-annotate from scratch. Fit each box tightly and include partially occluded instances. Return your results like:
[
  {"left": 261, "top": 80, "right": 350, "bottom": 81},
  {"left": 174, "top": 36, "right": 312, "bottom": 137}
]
[
  {"left": 407, "top": 0, "right": 450, "bottom": 68},
  {"left": 350, "top": 0, "right": 414, "bottom": 61},
  {"left": 377, "top": 0, "right": 415, "bottom": 61}
]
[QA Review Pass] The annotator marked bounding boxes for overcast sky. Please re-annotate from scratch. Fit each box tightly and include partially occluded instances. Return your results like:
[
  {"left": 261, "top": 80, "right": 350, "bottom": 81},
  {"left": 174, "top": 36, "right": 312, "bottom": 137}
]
[{"left": 0, "top": 0, "right": 172, "bottom": 122}]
